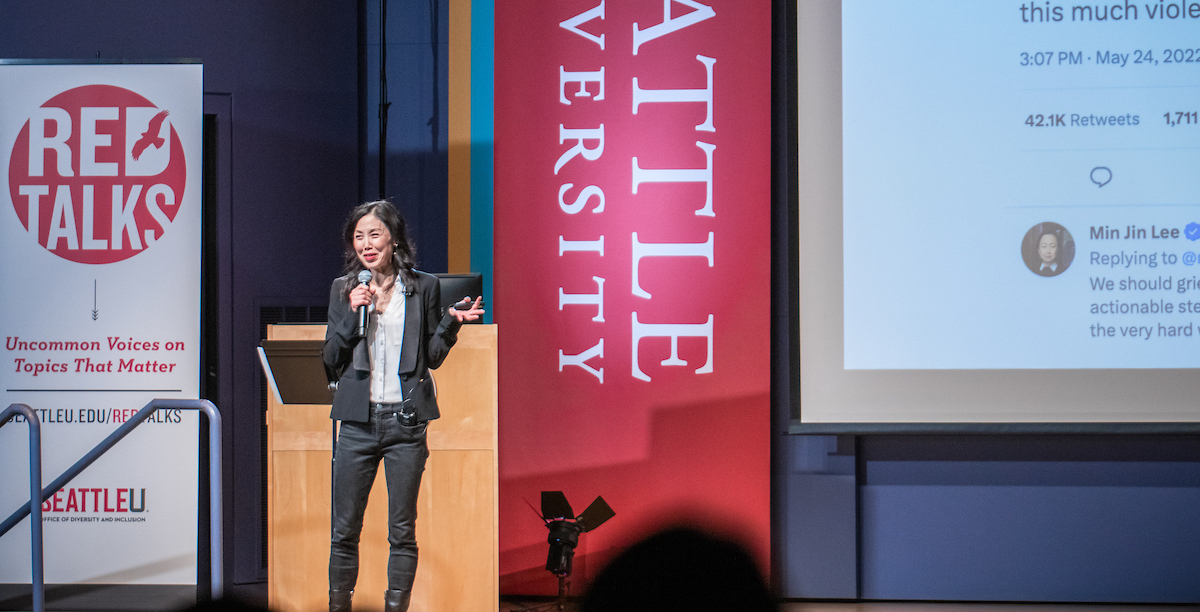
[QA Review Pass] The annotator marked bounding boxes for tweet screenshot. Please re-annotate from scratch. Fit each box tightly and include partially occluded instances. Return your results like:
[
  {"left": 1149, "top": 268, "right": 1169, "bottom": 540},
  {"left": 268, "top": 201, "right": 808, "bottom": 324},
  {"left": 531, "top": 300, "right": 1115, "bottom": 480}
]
[{"left": 841, "top": 1, "right": 1200, "bottom": 369}]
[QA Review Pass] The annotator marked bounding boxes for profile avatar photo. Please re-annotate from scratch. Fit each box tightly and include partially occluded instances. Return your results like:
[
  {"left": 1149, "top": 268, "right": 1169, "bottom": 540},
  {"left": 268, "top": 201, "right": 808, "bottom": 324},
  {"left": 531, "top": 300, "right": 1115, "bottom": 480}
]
[{"left": 1021, "top": 222, "right": 1074, "bottom": 277}]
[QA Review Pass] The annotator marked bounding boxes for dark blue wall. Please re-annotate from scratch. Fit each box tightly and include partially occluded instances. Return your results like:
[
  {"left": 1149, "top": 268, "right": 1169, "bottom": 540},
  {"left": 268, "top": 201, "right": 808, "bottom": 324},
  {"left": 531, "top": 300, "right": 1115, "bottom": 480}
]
[
  {"left": 779, "top": 434, "right": 1200, "bottom": 603},
  {"left": 0, "top": 0, "right": 449, "bottom": 586},
  {"left": 362, "top": 0, "right": 450, "bottom": 275}
]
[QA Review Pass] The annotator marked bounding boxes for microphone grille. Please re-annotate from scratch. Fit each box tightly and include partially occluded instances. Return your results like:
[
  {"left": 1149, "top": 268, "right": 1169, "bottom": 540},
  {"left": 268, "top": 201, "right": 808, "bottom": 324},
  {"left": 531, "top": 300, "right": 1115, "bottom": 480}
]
[{"left": 357, "top": 270, "right": 373, "bottom": 284}]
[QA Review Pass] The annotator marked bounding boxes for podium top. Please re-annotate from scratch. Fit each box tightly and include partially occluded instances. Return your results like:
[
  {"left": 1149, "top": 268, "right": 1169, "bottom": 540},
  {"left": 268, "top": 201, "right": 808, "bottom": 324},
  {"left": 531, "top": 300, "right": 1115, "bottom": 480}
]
[{"left": 258, "top": 339, "right": 333, "bottom": 405}]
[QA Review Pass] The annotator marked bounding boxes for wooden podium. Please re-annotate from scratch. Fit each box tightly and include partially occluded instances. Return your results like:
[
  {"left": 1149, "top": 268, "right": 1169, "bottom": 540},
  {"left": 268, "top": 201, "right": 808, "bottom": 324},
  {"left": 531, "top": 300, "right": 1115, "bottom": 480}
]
[{"left": 265, "top": 324, "right": 498, "bottom": 612}]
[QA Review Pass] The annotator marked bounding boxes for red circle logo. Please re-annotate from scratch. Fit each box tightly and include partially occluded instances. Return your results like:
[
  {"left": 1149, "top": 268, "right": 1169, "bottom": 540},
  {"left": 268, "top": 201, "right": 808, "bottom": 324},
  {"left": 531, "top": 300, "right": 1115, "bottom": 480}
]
[{"left": 8, "top": 85, "right": 186, "bottom": 264}]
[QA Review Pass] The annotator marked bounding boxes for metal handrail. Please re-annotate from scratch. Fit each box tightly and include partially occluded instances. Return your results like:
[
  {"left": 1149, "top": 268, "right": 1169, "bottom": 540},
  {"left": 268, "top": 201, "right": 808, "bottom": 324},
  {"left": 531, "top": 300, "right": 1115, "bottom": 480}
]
[
  {"left": 0, "top": 404, "right": 43, "bottom": 612},
  {"left": 0, "top": 399, "right": 222, "bottom": 600}
]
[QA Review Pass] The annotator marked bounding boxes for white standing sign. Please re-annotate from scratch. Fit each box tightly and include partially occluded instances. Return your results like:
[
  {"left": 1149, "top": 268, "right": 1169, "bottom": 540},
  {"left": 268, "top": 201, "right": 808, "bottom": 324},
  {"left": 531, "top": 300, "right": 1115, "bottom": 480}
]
[{"left": 0, "top": 63, "right": 202, "bottom": 585}]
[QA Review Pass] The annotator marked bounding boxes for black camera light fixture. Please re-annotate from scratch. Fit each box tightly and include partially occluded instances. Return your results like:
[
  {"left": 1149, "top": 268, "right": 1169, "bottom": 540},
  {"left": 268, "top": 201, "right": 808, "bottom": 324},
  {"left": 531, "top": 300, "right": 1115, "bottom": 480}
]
[
  {"left": 515, "top": 492, "right": 614, "bottom": 612},
  {"left": 540, "top": 490, "right": 615, "bottom": 577}
]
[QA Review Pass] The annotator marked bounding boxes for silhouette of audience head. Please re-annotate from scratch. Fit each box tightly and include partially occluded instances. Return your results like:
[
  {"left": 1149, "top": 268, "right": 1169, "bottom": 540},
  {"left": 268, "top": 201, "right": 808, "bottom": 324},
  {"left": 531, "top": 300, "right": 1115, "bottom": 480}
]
[{"left": 579, "top": 526, "right": 776, "bottom": 612}]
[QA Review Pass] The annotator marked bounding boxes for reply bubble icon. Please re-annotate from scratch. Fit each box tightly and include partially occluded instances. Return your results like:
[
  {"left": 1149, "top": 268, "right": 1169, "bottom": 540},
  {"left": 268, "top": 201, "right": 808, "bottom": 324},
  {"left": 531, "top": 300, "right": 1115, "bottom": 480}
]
[{"left": 1091, "top": 166, "right": 1112, "bottom": 188}]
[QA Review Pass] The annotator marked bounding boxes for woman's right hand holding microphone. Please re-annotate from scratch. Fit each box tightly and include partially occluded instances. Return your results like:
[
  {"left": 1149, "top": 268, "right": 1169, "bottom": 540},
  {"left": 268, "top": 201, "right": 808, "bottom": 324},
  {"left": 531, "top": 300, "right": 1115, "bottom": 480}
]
[{"left": 349, "top": 282, "right": 374, "bottom": 311}]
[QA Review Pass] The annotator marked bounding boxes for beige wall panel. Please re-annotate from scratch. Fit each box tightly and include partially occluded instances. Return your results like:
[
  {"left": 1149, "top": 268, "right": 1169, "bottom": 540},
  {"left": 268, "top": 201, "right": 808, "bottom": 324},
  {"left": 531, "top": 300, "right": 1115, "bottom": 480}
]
[
  {"left": 412, "top": 450, "right": 496, "bottom": 612},
  {"left": 268, "top": 324, "right": 326, "bottom": 341},
  {"left": 430, "top": 326, "right": 498, "bottom": 451},
  {"left": 268, "top": 324, "right": 497, "bottom": 612},
  {"left": 270, "top": 450, "right": 333, "bottom": 612},
  {"left": 447, "top": 0, "right": 472, "bottom": 272},
  {"left": 267, "top": 324, "right": 330, "bottom": 612}
]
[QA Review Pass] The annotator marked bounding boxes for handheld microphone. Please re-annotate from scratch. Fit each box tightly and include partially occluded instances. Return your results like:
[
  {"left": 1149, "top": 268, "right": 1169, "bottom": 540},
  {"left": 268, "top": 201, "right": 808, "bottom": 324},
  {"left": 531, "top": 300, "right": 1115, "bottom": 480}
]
[{"left": 356, "top": 269, "right": 372, "bottom": 337}]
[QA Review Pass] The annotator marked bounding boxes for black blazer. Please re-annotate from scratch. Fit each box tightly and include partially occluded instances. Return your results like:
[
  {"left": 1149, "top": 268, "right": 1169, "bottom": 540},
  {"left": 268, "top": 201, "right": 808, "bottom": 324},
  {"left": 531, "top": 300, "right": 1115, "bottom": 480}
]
[{"left": 322, "top": 270, "right": 462, "bottom": 423}]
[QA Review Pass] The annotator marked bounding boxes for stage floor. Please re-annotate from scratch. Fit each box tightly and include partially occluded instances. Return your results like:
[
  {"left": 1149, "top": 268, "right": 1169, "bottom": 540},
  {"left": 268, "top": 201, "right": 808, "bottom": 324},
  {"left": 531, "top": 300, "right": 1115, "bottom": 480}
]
[
  {"left": 498, "top": 601, "right": 1199, "bottom": 612},
  {"left": 5, "top": 586, "right": 1196, "bottom": 611}
]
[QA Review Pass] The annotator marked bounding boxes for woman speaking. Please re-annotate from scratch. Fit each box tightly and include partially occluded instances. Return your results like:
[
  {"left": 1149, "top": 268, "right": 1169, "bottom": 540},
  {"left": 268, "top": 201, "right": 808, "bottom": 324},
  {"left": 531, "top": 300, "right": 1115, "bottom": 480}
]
[{"left": 322, "top": 200, "right": 483, "bottom": 612}]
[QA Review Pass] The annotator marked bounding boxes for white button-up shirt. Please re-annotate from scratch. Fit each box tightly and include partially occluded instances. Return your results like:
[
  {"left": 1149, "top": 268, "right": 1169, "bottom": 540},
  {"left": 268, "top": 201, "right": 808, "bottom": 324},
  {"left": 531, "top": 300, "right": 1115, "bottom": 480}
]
[{"left": 367, "top": 287, "right": 407, "bottom": 403}]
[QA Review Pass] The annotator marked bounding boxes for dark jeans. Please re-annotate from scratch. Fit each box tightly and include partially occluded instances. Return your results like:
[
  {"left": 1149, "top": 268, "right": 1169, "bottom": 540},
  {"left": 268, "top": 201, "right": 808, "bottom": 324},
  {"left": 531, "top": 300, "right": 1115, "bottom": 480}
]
[{"left": 329, "top": 406, "right": 429, "bottom": 592}]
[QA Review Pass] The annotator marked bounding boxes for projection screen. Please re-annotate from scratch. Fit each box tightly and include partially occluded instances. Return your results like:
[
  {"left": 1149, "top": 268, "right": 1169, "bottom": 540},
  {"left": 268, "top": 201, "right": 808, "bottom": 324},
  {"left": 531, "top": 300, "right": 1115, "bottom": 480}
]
[{"left": 797, "top": 0, "right": 1200, "bottom": 430}]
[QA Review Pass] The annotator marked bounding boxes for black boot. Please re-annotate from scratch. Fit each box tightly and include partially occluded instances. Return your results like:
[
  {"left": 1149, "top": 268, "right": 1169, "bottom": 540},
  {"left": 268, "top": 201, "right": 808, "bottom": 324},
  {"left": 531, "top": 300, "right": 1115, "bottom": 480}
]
[
  {"left": 383, "top": 589, "right": 411, "bottom": 612},
  {"left": 329, "top": 589, "right": 353, "bottom": 612}
]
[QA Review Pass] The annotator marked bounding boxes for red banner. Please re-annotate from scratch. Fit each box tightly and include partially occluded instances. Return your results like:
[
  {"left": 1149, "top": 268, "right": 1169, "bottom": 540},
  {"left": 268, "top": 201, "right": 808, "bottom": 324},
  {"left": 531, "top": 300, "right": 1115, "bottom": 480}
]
[{"left": 494, "top": 0, "right": 771, "bottom": 592}]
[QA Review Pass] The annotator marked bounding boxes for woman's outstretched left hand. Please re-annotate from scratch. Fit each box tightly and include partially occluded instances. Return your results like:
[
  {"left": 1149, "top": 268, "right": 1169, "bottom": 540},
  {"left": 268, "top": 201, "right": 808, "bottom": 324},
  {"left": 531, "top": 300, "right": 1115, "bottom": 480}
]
[{"left": 449, "top": 296, "right": 485, "bottom": 322}]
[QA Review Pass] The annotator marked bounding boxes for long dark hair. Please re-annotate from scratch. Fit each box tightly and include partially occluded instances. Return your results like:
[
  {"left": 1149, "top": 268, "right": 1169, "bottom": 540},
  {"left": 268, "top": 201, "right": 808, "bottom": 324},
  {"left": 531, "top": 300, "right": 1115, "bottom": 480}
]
[{"left": 340, "top": 200, "right": 417, "bottom": 295}]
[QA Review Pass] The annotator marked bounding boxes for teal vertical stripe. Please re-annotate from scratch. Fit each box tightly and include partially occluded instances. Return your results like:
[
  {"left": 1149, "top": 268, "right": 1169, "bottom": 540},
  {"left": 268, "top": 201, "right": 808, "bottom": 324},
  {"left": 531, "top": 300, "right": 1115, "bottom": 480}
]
[{"left": 470, "top": 0, "right": 494, "bottom": 324}]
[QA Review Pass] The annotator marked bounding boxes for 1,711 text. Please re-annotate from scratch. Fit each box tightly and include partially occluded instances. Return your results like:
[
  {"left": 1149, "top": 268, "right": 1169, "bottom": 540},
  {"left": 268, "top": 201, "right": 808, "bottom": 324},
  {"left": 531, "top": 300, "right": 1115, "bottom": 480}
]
[{"left": 1165, "top": 111, "right": 1198, "bottom": 126}]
